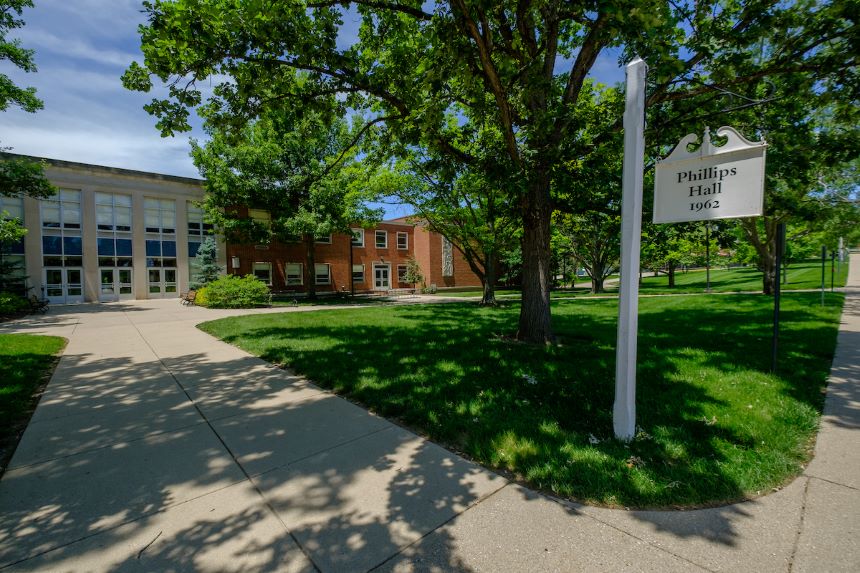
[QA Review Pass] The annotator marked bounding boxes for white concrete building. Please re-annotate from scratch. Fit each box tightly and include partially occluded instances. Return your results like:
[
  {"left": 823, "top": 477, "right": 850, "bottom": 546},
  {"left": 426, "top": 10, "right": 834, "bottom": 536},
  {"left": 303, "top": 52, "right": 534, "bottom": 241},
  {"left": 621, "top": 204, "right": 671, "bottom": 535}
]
[{"left": 1, "top": 155, "right": 226, "bottom": 303}]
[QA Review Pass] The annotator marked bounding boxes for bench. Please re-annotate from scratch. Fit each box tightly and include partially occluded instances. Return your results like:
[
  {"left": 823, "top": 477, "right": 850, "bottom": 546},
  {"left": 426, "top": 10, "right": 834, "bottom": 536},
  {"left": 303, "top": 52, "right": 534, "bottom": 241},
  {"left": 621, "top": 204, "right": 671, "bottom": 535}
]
[
  {"left": 180, "top": 290, "right": 197, "bottom": 306},
  {"left": 28, "top": 294, "right": 49, "bottom": 313}
]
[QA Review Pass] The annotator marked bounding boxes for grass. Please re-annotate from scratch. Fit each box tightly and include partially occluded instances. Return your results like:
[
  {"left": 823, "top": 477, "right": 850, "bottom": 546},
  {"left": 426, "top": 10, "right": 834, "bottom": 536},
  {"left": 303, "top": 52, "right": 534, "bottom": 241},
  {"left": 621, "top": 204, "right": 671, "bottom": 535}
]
[
  {"left": 0, "top": 334, "right": 66, "bottom": 473},
  {"left": 199, "top": 291, "right": 844, "bottom": 508},
  {"left": 637, "top": 258, "right": 849, "bottom": 294},
  {"left": 270, "top": 294, "right": 390, "bottom": 307}
]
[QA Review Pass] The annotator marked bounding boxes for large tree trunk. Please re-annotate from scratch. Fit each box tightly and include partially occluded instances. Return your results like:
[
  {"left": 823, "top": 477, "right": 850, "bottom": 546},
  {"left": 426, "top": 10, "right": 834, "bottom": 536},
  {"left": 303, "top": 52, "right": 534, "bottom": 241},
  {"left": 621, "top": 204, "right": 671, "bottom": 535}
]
[
  {"left": 739, "top": 217, "right": 778, "bottom": 295},
  {"left": 668, "top": 263, "right": 676, "bottom": 288},
  {"left": 304, "top": 235, "right": 317, "bottom": 300},
  {"left": 481, "top": 254, "right": 498, "bottom": 306},
  {"left": 517, "top": 174, "right": 553, "bottom": 344},
  {"left": 591, "top": 276, "right": 604, "bottom": 294}
]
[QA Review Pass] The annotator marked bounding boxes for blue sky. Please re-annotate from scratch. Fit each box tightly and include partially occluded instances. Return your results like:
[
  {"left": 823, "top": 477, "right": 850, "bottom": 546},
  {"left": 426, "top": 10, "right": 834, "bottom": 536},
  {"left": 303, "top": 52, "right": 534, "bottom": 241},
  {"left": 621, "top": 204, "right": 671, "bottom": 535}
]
[{"left": 2, "top": 1, "right": 626, "bottom": 217}]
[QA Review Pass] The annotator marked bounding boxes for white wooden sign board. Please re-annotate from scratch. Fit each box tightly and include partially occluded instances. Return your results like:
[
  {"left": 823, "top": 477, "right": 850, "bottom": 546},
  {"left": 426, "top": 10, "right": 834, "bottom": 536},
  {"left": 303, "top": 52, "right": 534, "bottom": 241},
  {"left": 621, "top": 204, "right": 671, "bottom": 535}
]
[{"left": 654, "top": 126, "right": 767, "bottom": 224}]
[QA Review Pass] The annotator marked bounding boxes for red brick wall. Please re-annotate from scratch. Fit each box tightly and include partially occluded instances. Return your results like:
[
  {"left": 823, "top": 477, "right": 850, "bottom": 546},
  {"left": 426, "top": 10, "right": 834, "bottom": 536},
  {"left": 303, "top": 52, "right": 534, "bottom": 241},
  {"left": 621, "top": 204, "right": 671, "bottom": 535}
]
[
  {"left": 225, "top": 221, "right": 419, "bottom": 293},
  {"left": 410, "top": 224, "right": 483, "bottom": 289}
]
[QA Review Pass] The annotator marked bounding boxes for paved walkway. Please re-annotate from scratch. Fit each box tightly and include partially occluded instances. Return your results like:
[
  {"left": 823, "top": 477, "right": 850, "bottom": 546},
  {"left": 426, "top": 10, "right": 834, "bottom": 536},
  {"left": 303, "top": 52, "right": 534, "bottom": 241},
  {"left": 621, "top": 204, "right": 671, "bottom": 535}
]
[{"left": 0, "top": 258, "right": 857, "bottom": 572}]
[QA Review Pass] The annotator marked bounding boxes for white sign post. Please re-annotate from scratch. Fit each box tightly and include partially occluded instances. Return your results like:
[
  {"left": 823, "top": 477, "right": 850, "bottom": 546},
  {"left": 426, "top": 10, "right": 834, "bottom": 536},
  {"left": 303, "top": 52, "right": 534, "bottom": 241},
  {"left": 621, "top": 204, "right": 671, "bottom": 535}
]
[
  {"left": 613, "top": 57, "right": 646, "bottom": 441},
  {"left": 654, "top": 127, "right": 767, "bottom": 223}
]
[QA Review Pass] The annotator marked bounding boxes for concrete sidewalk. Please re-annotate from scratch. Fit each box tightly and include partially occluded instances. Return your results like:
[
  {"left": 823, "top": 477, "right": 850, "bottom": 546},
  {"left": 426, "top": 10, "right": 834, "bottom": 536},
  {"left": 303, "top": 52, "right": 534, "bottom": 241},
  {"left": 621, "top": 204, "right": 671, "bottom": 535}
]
[{"left": 0, "top": 257, "right": 856, "bottom": 572}]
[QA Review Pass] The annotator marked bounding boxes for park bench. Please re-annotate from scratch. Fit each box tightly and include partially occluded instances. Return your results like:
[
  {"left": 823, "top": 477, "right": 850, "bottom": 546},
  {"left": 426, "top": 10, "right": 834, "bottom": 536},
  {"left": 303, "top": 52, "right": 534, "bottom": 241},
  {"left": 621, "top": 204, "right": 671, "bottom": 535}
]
[
  {"left": 180, "top": 290, "right": 197, "bottom": 306},
  {"left": 28, "top": 294, "right": 49, "bottom": 313}
]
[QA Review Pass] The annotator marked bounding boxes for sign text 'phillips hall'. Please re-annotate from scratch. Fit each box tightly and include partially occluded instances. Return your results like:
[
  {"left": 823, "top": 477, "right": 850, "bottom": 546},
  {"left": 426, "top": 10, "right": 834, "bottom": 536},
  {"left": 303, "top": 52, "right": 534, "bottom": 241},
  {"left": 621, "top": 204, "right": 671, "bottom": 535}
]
[{"left": 653, "top": 126, "right": 767, "bottom": 224}]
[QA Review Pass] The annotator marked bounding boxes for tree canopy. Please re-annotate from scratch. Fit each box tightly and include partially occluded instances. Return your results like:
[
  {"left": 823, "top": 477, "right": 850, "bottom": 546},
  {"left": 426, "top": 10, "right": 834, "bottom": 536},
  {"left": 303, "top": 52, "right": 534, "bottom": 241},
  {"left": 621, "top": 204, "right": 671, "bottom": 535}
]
[{"left": 125, "top": 0, "right": 859, "bottom": 341}]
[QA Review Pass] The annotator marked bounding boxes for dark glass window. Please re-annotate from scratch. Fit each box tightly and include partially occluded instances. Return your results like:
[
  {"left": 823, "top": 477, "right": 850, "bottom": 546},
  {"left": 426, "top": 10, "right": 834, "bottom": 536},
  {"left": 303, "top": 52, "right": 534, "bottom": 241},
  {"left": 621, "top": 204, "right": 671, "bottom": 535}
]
[
  {"left": 145, "top": 240, "right": 161, "bottom": 257},
  {"left": 116, "top": 239, "right": 132, "bottom": 256},
  {"left": 161, "top": 241, "right": 176, "bottom": 257},
  {"left": 188, "top": 241, "right": 201, "bottom": 258},
  {"left": 42, "top": 236, "right": 62, "bottom": 255},
  {"left": 9, "top": 238, "right": 24, "bottom": 255},
  {"left": 63, "top": 237, "right": 83, "bottom": 255},
  {"left": 97, "top": 238, "right": 115, "bottom": 256}
]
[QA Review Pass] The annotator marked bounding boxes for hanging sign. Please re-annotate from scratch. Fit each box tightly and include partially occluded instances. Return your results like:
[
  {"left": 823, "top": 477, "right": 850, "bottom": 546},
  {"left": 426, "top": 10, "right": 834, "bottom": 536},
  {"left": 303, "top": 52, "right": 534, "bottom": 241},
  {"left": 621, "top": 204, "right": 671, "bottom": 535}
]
[{"left": 653, "top": 126, "right": 766, "bottom": 224}]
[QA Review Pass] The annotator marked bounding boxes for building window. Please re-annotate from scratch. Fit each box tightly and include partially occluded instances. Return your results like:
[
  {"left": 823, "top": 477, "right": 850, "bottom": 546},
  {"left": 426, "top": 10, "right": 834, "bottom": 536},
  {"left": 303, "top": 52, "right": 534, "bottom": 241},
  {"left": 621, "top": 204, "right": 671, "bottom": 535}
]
[
  {"left": 188, "top": 202, "right": 214, "bottom": 237},
  {"left": 375, "top": 230, "right": 387, "bottom": 249},
  {"left": 96, "top": 193, "right": 133, "bottom": 268},
  {"left": 97, "top": 237, "right": 133, "bottom": 267},
  {"left": 95, "top": 192, "right": 132, "bottom": 232},
  {"left": 42, "top": 190, "right": 83, "bottom": 267},
  {"left": 315, "top": 234, "right": 332, "bottom": 244},
  {"left": 397, "top": 232, "right": 408, "bottom": 250},
  {"left": 253, "top": 262, "right": 272, "bottom": 285},
  {"left": 314, "top": 263, "right": 331, "bottom": 285},
  {"left": 397, "top": 265, "right": 408, "bottom": 283},
  {"left": 145, "top": 239, "right": 177, "bottom": 268},
  {"left": 285, "top": 263, "right": 303, "bottom": 286},
  {"left": 42, "top": 188, "right": 81, "bottom": 229},
  {"left": 144, "top": 198, "right": 176, "bottom": 234},
  {"left": 0, "top": 194, "right": 25, "bottom": 222},
  {"left": 352, "top": 264, "right": 365, "bottom": 283},
  {"left": 248, "top": 208, "right": 270, "bottom": 226},
  {"left": 351, "top": 228, "right": 364, "bottom": 247}
]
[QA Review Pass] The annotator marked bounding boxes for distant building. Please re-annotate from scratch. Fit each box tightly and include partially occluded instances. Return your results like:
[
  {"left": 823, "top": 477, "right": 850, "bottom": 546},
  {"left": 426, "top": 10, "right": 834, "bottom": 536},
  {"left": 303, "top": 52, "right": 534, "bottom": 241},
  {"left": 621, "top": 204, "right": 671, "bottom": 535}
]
[{"left": 1, "top": 155, "right": 481, "bottom": 303}]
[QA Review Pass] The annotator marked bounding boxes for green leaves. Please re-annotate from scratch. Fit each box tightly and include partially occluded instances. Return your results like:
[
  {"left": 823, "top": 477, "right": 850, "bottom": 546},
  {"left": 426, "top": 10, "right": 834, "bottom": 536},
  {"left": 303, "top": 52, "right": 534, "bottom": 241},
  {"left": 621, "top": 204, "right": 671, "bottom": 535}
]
[{"left": 0, "top": 0, "right": 42, "bottom": 113}]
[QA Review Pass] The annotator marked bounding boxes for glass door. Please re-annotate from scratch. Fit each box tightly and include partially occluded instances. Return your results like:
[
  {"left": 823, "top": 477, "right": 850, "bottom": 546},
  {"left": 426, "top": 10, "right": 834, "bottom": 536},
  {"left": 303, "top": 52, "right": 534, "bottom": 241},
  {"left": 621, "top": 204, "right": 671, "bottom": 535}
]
[
  {"left": 117, "top": 269, "right": 133, "bottom": 299},
  {"left": 44, "top": 268, "right": 84, "bottom": 304},
  {"left": 99, "top": 268, "right": 116, "bottom": 301},
  {"left": 100, "top": 268, "right": 134, "bottom": 302},
  {"left": 147, "top": 268, "right": 177, "bottom": 298},
  {"left": 373, "top": 264, "right": 390, "bottom": 290}
]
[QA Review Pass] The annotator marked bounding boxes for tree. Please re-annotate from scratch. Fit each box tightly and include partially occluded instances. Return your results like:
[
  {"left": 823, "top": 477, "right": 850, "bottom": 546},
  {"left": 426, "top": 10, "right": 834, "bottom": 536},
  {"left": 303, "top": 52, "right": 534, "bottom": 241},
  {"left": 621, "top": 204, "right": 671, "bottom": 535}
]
[
  {"left": 1, "top": 1, "right": 54, "bottom": 199},
  {"left": 0, "top": 213, "right": 27, "bottom": 294},
  {"left": 191, "top": 108, "right": 380, "bottom": 299},
  {"left": 369, "top": 158, "right": 518, "bottom": 305},
  {"left": 403, "top": 256, "right": 424, "bottom": 290},
  {"left": 190, "top": 236, "right": 220, "bottom": 289},
  {"left": 124, "top": 0, "right": 858, "bottom": 342},
  {"left": 555, "top": 210, "right": 620, "bottom": 293}
]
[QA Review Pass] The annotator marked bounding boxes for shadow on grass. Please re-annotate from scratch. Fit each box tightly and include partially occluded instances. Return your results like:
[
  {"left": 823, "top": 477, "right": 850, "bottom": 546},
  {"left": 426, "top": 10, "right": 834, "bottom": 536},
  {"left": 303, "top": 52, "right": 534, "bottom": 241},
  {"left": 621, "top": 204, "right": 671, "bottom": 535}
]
[{"left": 204, "top": 293, "right": 842, "bottom": 510}]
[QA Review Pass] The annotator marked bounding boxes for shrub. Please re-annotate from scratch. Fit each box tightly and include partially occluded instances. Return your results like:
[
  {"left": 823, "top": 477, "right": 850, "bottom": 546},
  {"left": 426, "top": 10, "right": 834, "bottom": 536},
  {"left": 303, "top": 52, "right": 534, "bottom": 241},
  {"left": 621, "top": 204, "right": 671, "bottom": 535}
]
[
  {"left": 195, "top": 286, "right": 210, "bottom": 307},
  {"left": 0, "top": 292, "right": 28, "bottom": 315},
  {"left": 195, "top": 275, "right": 269, "bottom": 308}
]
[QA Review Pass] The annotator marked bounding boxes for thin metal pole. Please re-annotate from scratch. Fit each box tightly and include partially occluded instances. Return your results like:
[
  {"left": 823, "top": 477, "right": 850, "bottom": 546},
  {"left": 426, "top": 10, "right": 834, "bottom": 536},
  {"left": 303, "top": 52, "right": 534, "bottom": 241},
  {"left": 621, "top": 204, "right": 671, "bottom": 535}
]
[{"left": 771, "top": 223, "right": 785, "bottom": 373}]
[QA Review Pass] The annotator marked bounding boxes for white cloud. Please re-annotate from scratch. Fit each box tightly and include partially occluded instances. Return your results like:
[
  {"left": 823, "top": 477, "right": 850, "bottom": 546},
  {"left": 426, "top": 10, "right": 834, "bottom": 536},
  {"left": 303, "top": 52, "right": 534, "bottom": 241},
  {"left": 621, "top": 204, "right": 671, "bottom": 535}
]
[{"left": 23, "top": 29, "right": 140, "bottom": 69}]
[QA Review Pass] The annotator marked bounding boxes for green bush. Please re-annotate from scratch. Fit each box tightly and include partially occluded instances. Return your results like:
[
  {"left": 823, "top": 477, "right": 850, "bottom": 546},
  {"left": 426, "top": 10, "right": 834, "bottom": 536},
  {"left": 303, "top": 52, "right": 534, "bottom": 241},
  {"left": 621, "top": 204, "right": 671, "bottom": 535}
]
[
  {"left": 195, "top": 275, "right": 270, "bottom": 308},
  {"left": 195, "top": 286, "right": 210, "bottom": 307},
  {"left": 0, "top": 292, "right": 28, "bottom": 315}
]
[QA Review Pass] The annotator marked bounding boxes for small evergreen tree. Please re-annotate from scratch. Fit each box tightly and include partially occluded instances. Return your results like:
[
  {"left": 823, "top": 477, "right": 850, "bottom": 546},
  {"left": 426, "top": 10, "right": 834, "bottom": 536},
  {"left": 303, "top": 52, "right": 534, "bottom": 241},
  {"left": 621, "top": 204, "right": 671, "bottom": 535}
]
[
  {"left": 403, "top": 256, "right": 424, "bottom": 289},
  {"left": 190, "top": 236, "right": 221, "bottom": 289}
]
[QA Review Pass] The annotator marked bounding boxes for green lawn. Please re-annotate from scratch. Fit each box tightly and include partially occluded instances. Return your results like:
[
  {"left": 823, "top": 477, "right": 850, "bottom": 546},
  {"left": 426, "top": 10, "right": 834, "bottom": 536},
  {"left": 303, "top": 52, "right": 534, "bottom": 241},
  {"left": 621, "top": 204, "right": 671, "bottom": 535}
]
[
  {"left": 200, "top": 292, "right": 844, "bottom": 508},
  {"left": 0, "top": 334, "right": 66, "bottom": 472},
  {"left": 638, "top": 258, "right": 849, "bottom": 294}
]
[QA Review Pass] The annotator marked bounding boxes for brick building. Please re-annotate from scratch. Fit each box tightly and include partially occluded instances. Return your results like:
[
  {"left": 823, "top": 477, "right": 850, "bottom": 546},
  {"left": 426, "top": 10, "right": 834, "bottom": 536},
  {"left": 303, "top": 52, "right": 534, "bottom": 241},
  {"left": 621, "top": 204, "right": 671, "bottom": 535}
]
[
  {"left": 225, "top": 209, "right": 482, "bottom": 294},
  {"left": 2, "top": 155, "right": 481, "bottom": 302}
]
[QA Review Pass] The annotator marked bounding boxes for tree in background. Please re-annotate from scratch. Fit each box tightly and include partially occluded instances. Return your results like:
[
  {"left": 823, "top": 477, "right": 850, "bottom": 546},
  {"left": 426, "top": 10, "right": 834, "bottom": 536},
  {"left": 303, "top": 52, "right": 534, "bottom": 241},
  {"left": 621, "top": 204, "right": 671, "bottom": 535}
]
[
  {"left": 403, "top": 256, "right": 424, "bottom": 290},
  {"left": 189, "top": 236, "right": 220, "bottom": 289},
  {"left": 0, "top": 214, "right": 26, "bottom": 293},
  {"left": 555, "top": 210, "right": 619, "bottom": 294},
  {"left": 0, "top": 0, "right": 54, "bottom": 199},
  {"left": 124, "top": 1, "right": 858, "bottom": 342},
  {"left": 369, "top": 153, "right": 519, "bottom": 305},
  {"left": 192, "top": 108, "right": 380, "bottom": 299}
]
